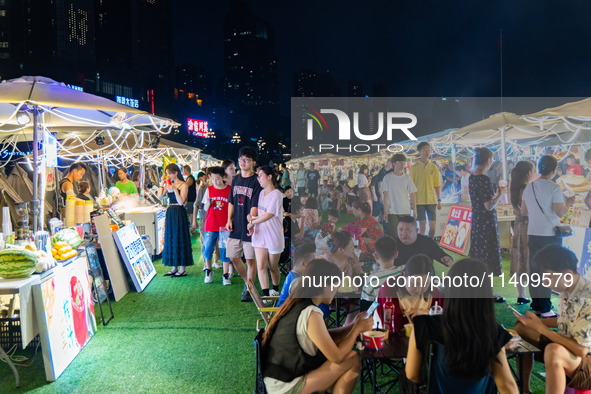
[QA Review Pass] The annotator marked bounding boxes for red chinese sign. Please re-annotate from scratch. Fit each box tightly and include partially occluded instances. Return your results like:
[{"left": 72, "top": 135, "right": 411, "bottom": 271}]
[
  {"left": 187, "top": 118, "right": 209, "bottom": 138},
  {"left": 440, "top": 204, "right": 472, "bottom": 254}
]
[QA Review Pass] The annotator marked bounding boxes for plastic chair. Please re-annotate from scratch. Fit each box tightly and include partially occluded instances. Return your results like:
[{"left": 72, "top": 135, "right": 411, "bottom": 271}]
[
  {"left": 254, "top": 328, "right": 267, "bottom": 394},
  {"left": 246, "top": 280, "right": 280, "bottom": 331}
]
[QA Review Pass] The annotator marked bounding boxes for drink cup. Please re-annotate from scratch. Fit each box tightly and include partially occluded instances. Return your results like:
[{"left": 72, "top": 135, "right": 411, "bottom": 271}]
[
  {"left": 498, "top": 180, "right": 507, "bottom": 193},
  {"left": 564, "top": 189, "right": 575, "bottom": 198},
  {"left": 404, "top": 323, "right": 413, "bottom": 337}
]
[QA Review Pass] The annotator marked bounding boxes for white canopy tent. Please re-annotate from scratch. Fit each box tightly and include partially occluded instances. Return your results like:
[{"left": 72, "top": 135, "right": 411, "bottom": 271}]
[{"left": 0, "top": 76, "right": 179, "bottom": 231}]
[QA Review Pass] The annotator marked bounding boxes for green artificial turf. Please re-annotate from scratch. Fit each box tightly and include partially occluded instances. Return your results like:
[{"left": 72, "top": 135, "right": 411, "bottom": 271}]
[{"left": 0, "top": 230, "right": 551, "bottom": 393}]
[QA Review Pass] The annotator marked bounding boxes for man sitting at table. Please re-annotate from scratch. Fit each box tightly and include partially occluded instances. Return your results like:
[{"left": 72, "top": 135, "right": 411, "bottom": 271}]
[
  {"left": 514, "top": 244, "right": 591, "bottom": 393},
  {"left": 394, "top": 216, "right": 453, "bottom": 268}
]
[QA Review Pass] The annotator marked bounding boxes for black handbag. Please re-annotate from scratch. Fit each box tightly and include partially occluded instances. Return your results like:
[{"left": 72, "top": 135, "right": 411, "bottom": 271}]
[{"left": 532, "top": 182, "right": 572, "bottom": 238}]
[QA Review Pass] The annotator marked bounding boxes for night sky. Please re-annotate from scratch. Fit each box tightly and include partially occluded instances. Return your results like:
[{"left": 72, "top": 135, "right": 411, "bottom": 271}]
[{"left": 173, "top": 0, "right": 591, "bottom": 110}]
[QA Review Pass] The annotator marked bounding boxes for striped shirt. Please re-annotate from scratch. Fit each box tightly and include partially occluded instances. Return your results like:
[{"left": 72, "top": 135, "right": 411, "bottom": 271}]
[{"left": 361, "top": 266, "right": 404, "bottom": 301}]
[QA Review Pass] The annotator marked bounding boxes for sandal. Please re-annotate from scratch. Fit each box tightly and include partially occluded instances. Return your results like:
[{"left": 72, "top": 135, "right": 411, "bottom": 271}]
[
  {"left": 540, "top": 310, "right": 558, "bottom": 318},
  {"left": 172, "top": 271, "right": 187, "bottom": 277},
  {"left": 164, "top": 271, "right": 177, "bottom": 276}
]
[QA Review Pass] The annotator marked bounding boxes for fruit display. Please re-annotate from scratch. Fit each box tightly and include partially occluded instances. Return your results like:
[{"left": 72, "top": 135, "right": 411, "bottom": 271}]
[
  {"left": 0, "top": 248, "right": 38, "bottom": 278},
  {"left": 51, "top": 228, "right": 83, "bottom": 249},
  {"left": 51, "top": 242, "right": 78, "bottom": 261}
]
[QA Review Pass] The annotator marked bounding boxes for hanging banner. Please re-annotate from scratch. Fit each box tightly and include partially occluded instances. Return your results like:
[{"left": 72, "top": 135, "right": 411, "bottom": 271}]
[
  {"left": 440, "top": 204, "right": 472, "bottom": 255},
  {"left": 46, "top": 167, "right": 56, "bottom": 191},
  {"left": 162, "top": 155, "right": 177, "bottom": 175},
  {"left": 43, "top": 132, "right": 58, "bottom": 168}
]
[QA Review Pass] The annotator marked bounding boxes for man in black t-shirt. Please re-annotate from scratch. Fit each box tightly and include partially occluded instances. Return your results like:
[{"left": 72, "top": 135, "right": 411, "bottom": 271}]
[
  {"left": 226, "top": 146, "right": 262, "bottom": 302},
  {"left": 394, "top": 216, "right": 453, "bottom": 268},
  {"left": 305, "top": 163, "right": 321, "bottom": 198}
]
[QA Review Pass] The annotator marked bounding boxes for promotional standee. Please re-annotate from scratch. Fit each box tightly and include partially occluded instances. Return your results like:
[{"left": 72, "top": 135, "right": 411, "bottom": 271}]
[
  {"left": 112, "top": 223, "right": 156, "bottom": 292},
  {"left": 33, "top": 257, "right": 97, "bottom": 381},
  {"left": 439, "top": 204, "right": 472, "bottom": 255}
]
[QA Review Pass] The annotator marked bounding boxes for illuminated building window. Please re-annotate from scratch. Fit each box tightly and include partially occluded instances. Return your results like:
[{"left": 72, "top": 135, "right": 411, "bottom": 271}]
[
  {"left": 0, "top": 10, "right": 6, "bottom": 17},
  {"left": 0, "top": 42, "right": 7, "bottom": 48}
]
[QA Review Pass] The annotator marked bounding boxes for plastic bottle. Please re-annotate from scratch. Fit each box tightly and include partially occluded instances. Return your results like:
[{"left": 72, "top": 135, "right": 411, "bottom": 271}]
[
  {"left": 429, "top": 301, "right": 443, "bottom": 316},
  {"left": 383, "top": 298, "right": 395, "bottom": 334}
]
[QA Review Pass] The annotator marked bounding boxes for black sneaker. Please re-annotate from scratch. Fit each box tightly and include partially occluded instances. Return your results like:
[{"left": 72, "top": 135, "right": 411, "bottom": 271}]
[
  {"left": 517, "top": 297, "right": 531, "bottom": 305},
  {"left": 241, "top": 289, "right": 253, "bottom": 302}
]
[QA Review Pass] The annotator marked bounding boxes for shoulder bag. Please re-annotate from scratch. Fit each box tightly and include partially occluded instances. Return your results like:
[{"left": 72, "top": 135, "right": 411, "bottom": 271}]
[{"left": 531, "top": 182, "right": 572, "bottom": 237}]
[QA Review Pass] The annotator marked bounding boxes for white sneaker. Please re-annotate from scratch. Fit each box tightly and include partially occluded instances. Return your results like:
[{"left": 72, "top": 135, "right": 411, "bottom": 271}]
[
  {"left": 223, "top": 277, "right": 232, "bottom": 286},
  {"left": 269, "top": 289, "right": 280, "bottom": 297},
  {"left": 212, "top": 262, "right": 223, "bottom": 269},
  {"left": 204, "top": 270, "right": 212, "bottom": 284},
  {"left": 262, "top": 299, "right": 273, "bottom": 307}
]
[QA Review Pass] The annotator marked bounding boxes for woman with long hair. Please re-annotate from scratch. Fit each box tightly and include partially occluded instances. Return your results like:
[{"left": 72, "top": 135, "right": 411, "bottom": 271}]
[
  {"left": 249, "top": 166, "right": 285, "bottom": 298},
  {"left": 469, "top": 148, "right": 505, "bottom": 303},
  {"left": 159, "top": 163, "right": 194, "bottom": 276},
  {"left": 263, "top": 259, "right": 373, "bottom": 393},
  {"left": 377, "top": 254, "right": 444, "bottom": 331},
  {"left": 322, "top": 231, "right": 363, "bottom": 278},
  {"left": 405, "top": 259, "right": 518, "bottom": 393},
  {"left": 521, "top": 155, "right": 575, "bottom": 317},
  {"left": 350, "top": 200, "right": 384, "bottom": 255},
  {"left": 509, "top": 161, "right": 534, "bottom": 305}
]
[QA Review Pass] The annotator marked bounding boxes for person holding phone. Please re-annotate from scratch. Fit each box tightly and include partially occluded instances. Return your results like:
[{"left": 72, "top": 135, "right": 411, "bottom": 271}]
[
  {"left": 262, "top": 259, "right": 373, "bottom": 393},
  {"left": 514, "top": 245, "right": 591, "bottom": 393}
]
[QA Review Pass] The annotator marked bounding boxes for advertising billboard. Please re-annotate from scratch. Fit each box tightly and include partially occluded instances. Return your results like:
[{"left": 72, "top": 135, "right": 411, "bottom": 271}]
[{"left": 187, "top": 118, "right": 209, "bottom": 138}]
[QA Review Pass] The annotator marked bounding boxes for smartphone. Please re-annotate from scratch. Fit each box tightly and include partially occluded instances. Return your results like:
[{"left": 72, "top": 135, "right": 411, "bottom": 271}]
[
  {"left": 505, "top": 303, "right": 524, "bottom": 317},
  {"left": 365, "top": 301, "right": 379, "bottom": 319}
]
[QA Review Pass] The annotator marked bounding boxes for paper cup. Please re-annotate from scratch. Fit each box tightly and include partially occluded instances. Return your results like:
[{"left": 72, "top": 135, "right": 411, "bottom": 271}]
[
  {"left": 404, "top": 323, "right": 413, "bottom": 337},
  {"left": 362, "top": 330, "right": 385, "bottom": 350}
]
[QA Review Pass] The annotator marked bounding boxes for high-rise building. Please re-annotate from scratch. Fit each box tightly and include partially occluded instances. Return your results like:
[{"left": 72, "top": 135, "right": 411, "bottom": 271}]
[
  {"left": 0, "top": 0, "right": 173, "bottom": 114},
  {"left": 174, "top": 64, "right": 212, "bottom": 105},
  {"left": 293, "top": 69, "right": 342, "bottom": 97},
  {"left": 221, "top": 1, "right": 279, "bottom": 108},
  {"left": 0, "top": 0, "right": 95, "bottom": 84}
]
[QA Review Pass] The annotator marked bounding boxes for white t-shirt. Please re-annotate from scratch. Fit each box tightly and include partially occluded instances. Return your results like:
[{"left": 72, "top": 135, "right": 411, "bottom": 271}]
[
  {"left": 522, "top": 179, "right": 565, "bottom": 236},
  {"left": 263, "top": 305, "right": 323, "bottom": 393},
  {"left": 381, "top": 172, "right": 418, "bottom": 215},
  {"left": 358, "top": 173, "right": 369, "bottom": 188}
]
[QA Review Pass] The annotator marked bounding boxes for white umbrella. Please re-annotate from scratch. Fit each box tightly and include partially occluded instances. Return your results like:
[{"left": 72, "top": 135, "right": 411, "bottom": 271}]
[{"left": 0, "top": 76, "right": 179, "bottom": 231}]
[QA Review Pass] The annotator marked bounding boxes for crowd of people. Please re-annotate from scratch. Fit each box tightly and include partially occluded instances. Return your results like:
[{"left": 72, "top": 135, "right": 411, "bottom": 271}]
[{"left": 149, "top": 141, "right": 591, "bottom": 393}]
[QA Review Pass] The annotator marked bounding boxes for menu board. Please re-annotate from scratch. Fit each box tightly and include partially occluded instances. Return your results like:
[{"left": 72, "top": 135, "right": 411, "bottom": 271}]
[
  {"left": 570, "top": 204, "right": 591, "bottom": 228},
  {"left": 113, "top": 223, "right": 156, "bottom": 291},
  {"left": 440, "top": 204, "right": 472, "bottom": 255},
  {"left": 34, "top": 258, "right": 97, "bottom": 381},
  {"left": 156, "top": 209, "right": 166, "bottom": 255}
]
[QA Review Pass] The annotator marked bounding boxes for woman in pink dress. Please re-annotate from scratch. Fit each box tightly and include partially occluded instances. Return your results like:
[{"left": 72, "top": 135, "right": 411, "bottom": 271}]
[{"left": 249, "top": 166, "right": 285, "bottom": 298}]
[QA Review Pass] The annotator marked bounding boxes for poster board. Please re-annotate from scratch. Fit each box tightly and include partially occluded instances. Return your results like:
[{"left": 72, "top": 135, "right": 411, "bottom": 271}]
[
  {"left": 33, "top": 258, "right": 97, "bottom": 381},
  {"left": 156, "top": 209, "right": 166, "bottom": 256},
  {"left": 93, "top": 213, "right": 130, "bottom": 301},
  {"left": 570, "top": 204, "right": 591, "bottom": 228},
  {"left": 112, "top": 223, "right": 156, "bottom": 292},
  {"left": 86, "top": 242, "right": 113, "bottom": 326},
  {"left": 439, "top": 204, "right": 472, "bottom": 255}
]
